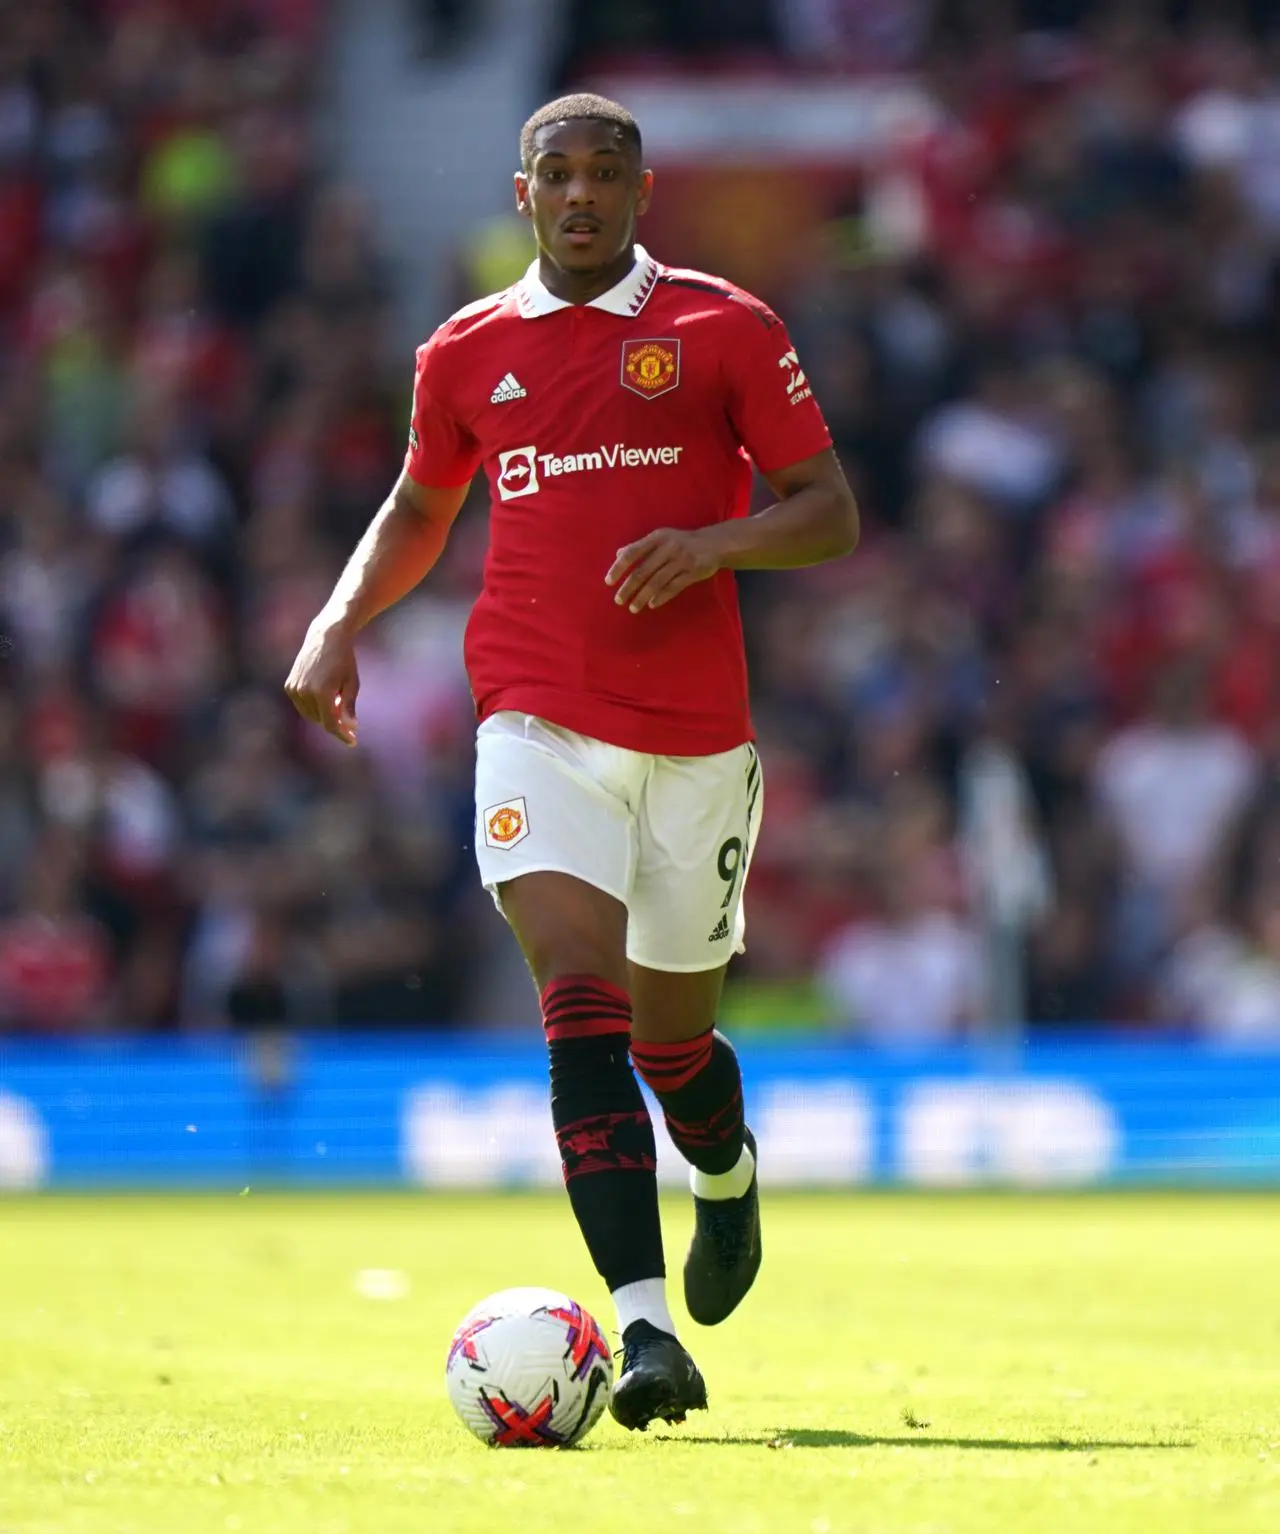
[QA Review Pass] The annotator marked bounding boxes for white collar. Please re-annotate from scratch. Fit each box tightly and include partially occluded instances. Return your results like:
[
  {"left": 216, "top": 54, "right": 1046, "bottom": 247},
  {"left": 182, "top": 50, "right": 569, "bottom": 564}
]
[{"left": 515, "top": 245, "right": 659, "bottom": 319}]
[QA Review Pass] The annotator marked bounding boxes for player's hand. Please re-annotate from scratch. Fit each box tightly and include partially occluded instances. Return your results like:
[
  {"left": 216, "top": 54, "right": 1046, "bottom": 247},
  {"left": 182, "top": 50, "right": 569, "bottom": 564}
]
[
  {"left": 284, "top": 617, "right": 360, "bottom": 746},
  {"left": 606, "top": 528, "right": 721, "bottom": 613}
]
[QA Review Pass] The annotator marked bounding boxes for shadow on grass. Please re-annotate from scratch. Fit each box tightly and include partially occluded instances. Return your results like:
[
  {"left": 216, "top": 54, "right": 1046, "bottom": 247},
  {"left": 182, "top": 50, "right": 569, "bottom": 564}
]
[{"left": 673, "top": 1430, "right": 1193, "bottom": 1451}]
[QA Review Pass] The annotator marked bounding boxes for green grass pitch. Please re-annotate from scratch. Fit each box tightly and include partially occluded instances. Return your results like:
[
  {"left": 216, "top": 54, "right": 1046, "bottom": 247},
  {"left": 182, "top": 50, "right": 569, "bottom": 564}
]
[{"left": 2, "top": 1191, "right": 1278, "bottom": 1534}]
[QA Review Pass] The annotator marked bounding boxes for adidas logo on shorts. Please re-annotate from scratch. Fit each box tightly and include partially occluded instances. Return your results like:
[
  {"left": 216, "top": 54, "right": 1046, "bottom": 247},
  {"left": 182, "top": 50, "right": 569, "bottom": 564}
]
[
  {"left": 490, "top": 372, "right": 527, "bottom": 403},
  {"left": 707, "top": 914, "right": 730, "bottom": 943}
]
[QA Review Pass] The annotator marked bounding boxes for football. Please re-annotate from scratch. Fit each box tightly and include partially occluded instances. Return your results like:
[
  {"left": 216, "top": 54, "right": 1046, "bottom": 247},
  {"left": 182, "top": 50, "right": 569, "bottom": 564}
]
[{"left": 444, "top": 1287, "right": 614, "bottom": 1447}]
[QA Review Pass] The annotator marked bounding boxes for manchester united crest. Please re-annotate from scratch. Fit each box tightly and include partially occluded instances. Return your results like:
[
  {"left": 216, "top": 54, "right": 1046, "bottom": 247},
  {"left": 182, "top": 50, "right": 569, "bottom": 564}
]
[
  {"left": 483, "top": 796, "right": 529, "bottom": 849},
  {"left": 621, "top": 339, "right": 680, "bottom": 400}
]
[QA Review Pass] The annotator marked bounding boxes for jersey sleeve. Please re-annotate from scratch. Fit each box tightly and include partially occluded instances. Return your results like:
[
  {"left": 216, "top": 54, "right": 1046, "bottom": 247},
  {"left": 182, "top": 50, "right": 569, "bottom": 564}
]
[
  {"left": 403, "top": 333, "right": 483, "bottom": 487},
  {"left": 723, "top": 303, "right": 833, "bottom": 476}
]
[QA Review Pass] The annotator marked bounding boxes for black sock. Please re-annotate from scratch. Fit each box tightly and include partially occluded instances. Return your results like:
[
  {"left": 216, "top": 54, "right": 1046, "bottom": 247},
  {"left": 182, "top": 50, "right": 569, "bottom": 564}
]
[
  {"left": 542, "top": 975, "right": 665, "bottom": 1291},
  {"left": 630, "top": 1028, "right": 746, "bottom": 1177}
]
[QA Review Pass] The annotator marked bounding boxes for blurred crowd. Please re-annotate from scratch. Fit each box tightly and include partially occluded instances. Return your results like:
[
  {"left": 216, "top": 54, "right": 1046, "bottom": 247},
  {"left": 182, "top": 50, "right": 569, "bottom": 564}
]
[
  {"left": 742, "top": 0, "right": 1280, "bottom": 1045},
  {"left": 0, "top": 0, "right": 485, "bottom": 1035},
  {"left": 4, "top": 0, "right": 1280, "bottom": 1041}
]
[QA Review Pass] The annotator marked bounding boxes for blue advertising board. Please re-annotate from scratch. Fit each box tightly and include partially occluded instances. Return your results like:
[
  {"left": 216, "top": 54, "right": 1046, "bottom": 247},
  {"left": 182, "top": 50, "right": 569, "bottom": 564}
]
[{"left": 0, "top": 1034, "right": 1278, "bottom": 1190}]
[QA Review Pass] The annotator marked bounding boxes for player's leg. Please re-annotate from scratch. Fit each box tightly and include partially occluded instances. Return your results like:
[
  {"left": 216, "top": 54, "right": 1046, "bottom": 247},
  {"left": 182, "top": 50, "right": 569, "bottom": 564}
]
[
  {"left": 626, "top": 745, "right": 763, "bottom": 1326},
  {"left": 497, "top": 870, "right": 707, "bottom": 1430},
  {"left": 629, "top": 962, "right": 749, "bottom": 1183},
  {"left": 496, "top": 869, "right": 664, "bottom": 1322},
  {"left": 474, "top": 713, "right": 706, "bottom": 1429}
]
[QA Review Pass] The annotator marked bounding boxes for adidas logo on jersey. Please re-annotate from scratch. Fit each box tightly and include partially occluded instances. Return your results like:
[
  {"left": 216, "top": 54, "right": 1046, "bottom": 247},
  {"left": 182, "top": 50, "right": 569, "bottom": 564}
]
[
  {"left": 490, "top": 372, "right": 527, "bottom": 403},
  {"left": 707, "top": 914, "right": 730, "bottom": 943}
]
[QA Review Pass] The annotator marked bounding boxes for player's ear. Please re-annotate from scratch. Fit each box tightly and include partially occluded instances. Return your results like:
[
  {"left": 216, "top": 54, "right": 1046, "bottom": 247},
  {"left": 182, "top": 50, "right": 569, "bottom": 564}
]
[
  {"left": 514, "top": 171, "right": 532, "bottom": 219},
  {"left": 635, "top": 168, "right": 654, "bottom": 218}
]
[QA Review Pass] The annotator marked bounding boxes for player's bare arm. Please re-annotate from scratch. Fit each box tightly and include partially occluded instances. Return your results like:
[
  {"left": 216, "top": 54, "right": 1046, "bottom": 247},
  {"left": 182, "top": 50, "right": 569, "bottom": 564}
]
[
  {"left": 284, "top": 470, "right": 469, "bottom": 745},
  {"left": 605, "top": 448, "right": 858, "bottom": 612}
]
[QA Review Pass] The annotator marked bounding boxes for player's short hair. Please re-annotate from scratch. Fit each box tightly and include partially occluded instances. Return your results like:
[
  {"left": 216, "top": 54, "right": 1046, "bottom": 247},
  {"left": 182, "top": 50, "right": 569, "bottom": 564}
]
[{"left": 520, "top": 93, "right": 642, "bottom": 170}]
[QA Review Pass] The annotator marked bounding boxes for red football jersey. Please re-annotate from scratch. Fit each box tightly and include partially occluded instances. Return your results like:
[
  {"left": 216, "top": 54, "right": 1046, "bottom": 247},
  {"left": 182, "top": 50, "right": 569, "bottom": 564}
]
[{"left": 404, "top": 246, "right": 833, "bottom": 755}]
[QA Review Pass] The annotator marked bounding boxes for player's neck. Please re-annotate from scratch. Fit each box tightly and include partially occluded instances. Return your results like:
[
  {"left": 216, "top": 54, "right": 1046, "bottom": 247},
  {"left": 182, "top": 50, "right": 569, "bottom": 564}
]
[{"left": 537, "top": 245, "right": 637, "bottom": 307}]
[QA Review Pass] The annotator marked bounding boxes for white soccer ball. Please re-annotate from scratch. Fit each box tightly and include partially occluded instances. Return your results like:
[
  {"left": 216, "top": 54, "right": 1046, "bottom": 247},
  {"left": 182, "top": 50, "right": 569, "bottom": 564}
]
[{"left": 445, "top": 1287, "right": 614, "bottom": 1448}]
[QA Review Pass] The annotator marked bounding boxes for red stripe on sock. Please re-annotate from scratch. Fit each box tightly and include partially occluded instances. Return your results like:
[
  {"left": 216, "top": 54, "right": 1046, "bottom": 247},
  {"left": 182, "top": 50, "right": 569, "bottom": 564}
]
[
  {"left": 544, "top": 1014, "right": 631, "bottom": 1042},
  {"left": 556, "top": 1111, "right": 656, "bottom": 1178},
  {"left": 631, "top": 1030, "right": 714, "bottom": 1092},
  {"left": 540, "top": 975, "right": 632, "bottom": 1043},
  {"left": 632, "top": 1037, "right": 706, "bottom": 1063},
  {"left": 666, "top": 1087, "right": 743, "bottom": 1146},
  {"left": 543, "top": 1005, "right": 632, "bottom": 1029},
  {"left": 541, "top": 974, "right": 630, "bottom": 1008}
]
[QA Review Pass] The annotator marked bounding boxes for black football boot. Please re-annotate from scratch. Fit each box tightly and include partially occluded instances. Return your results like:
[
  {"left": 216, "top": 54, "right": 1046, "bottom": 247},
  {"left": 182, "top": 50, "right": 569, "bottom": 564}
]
[
  {"left": 684, "top": 1127, "right": 761, "bottom": 1326},
  {"left": 608, "top": 1320, "right": 709, "bottom": 1432}
]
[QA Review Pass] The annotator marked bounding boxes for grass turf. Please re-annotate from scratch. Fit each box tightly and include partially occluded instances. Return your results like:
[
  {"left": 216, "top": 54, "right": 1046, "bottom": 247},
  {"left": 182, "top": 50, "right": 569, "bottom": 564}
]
[{"left": 1, "top": 1192, "right": 1278, "bottom": 1534}]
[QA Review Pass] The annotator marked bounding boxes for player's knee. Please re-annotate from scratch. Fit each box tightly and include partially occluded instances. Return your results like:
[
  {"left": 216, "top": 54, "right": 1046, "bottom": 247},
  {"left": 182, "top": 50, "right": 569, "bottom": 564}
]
[
  {"left": 629, "top": 964, "right": 724, "bottom": 1044},
  {"left": 534, "top": 943, "right": 627, "bottom": 994},
  {"left": 498, "top": 873, "right": 628, "bottom": 994}
]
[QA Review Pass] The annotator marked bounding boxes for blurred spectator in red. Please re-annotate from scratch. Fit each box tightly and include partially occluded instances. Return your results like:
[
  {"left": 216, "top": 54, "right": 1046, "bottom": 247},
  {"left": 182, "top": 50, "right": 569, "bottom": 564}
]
[{"left": 0, "top": 828, "right": 114, "bottom": 1034}]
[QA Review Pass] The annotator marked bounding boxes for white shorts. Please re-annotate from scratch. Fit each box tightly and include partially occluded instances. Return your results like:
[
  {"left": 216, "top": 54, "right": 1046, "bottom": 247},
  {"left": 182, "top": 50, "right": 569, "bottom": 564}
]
[{"left": 474, "top": 712, "right": 763, "bottom": 973}]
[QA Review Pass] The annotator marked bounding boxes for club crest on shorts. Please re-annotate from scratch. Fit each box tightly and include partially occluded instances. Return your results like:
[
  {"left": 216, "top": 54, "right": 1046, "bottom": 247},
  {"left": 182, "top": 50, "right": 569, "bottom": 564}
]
[
  {"left": 621, "top": 339, "right": 680, "bottom": 400},
  {"left": 484, "top": 797, "right": 529, "bottom": 849}
]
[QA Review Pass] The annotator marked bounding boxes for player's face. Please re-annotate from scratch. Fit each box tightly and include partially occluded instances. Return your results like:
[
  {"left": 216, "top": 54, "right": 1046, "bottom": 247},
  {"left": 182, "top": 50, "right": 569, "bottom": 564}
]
[{"left": 515, "top": 120, "right": 653, "bottom": 278}]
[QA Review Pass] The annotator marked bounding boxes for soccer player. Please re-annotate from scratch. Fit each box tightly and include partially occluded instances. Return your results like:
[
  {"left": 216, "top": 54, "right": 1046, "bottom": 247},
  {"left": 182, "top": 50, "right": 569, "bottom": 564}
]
[{"left": 285, "top": 93, "right": 857, "bottom": 1431}]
